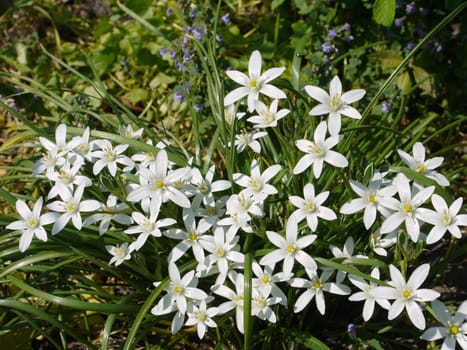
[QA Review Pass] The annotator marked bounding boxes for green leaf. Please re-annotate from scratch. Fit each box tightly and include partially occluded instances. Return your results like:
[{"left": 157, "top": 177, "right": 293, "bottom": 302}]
[
  {"left": 412, "top": 66, "right": 434, "bottom": 95},
  {"left": 396, "top": 72, "right": 411, "bottom": 93},
  {"left": 271, "top": 0, "right": 285, "bottom": 9},
  {"left": 124, "top": 88, "right": 149, "bottom": 104},
  {"left": 373, "top": 0, "right": 396, "bottom": 27},
  {"left": 125, "top": 0, "right": 152, "bottom": 15},
  {"left": 92, "top": 49, "right": 117, "bottom": 77}
]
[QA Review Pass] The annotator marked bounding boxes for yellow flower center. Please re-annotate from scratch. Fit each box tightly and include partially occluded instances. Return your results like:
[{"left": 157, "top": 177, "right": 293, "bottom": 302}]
[
  {"left": 216, "top": 247, "right": 225, "bottom": 257},
  {"left": 199, "top": 183, "right": 208, "bottom": 193},
  {"left": 313, "top": 281, "right": 321, "bottom": 289},
  {"left": 307, "top": 142, "right": 322, "bottom": 154},
  {"left": 402, "top": 290, "right": 411, "bottom": 299},
  {"left": 262, "top": 276, "right": 270, "bottom": 284},
  {"left": 174, "top": 285, "right": 184, "bottom": 295},
  {"left": 263, "top": 111, "right": 274, "bottom": 123},
  {"left": 306, "top": 202, "right": 315, "bottom": 212},
  {"left": 287, "top": 244, "right": 296, "bottom": 254},
  {"left": 114, "top": 246, "right": 127, "bottom": 259},
  {"left": 195, "top": 310, "right": 207, "bottom": 322},
  {"left": 368, "top": 194, "right": 376, "bottom": 203},
  {"left": 449, "top": 325, "right": 459, "bottom": 335},
  {"left": 443, "top": 210, "right": 451, "bottom": 225},
  {"left": 206, "top": 206, "right": 216, "bottom": 216},
  {"left": 403, "top": 204, "right": 413, "bottom": 213},
  {"left": 250, "top": 79, "right": 257, "bottom": 88},
  {"left": 189, "top": 232, "right": 198, "bottom": 241},
  {"left": 155, "top": 180, "right": 164, "bottom": 189},
  {"left": 415, "top": 163, "right": 426, "bottom": 174},
  {"left": 330, "top": 93, "right": 342, "bottom": 110},
  {"left": 235, "top": 295, "right": 243, "bottom": 302},
  {"left": 67, "top": 203, "right": 76, "bottom": 212}
]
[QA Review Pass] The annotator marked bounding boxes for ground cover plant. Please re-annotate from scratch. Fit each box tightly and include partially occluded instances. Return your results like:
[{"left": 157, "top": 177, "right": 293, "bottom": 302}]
[{"left": 0, "top": 0, "right": 466, "bottom": 349}]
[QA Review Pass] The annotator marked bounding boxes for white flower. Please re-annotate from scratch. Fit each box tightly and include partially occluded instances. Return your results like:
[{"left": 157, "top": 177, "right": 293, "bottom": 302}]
[
  {"left": 224, "top": 50, "right": 286, "bottom": 112},
  {"left": 6, "top": 197, "right": 56, "bottom": 252},
  {"left": 163, "top": 209, "right": 211, "bottom": 263},
  {"left": 83, "top": 195, "right": 132, "bottom": 235},
  {"left": 38, "top": 123, "right": 77, "bottom": 160},
  {"left": 247, "top": 99, "right": 290, "bottom": 128},
  {"left": 233, "top": 129, "right": 267, "bottom": 153},
  {"left": 379, "top": 173, "right": 434, "bottom": 242},
  {"left": 92, "top": 139, "right": 134, "bottom": 176},
  {"left": 233, "top": 160, "right": 282, "bottom": 202},
  {"left": 105, "top": 242, "right": 131, "bottom": 266},
  {"left": 291, "top": 269, "right": 351, "bottom": 315},
  {"left": 198, "top": 226, "right": 244, "bottom": 280},
  {"left": 252, "top": 262, "right": 290, "bottom": 306},
  {"left": 293, "top": 121, "right": 348, "bottom": 178},
  {"left": 47, "top": 186, "right": 101, "bottom": 235},
  {"left": 340, "top": 174, "right": 397, "bottom": 229},
  {"left": 191, "top": 165, "right": 231, "bottom": 206},
  {"left": 420, "top": 300, "right": 467, "bottom": 350},
  {"left": 47, "top": 158, "right": 91, "bottom": 199},
  {"left": 212, "top": 271, "right": 245, "bottom": 333},
  {"left": 289, "top": 183, "right": 336, "bottom": 231},
  {"left": 371, "top": 264, "right": 440, "bottom": 330},
  {"left": 71, "top": 127, "right": 94, "bottom": 162},
  {"left": 127, "top": 149, "right": 191, "bottom": 214},
  {"left": 119, "top": 124, "right": 143, "bottom": 139},
  {"left": 259, "top": 217, "right": 317, "bottom": 275},
  {"left": 398, "top": 142, "right": 449, "bottom": 186},
  {"left": 370, "top": 229, "right": 397, "bottom": 257},
  {"left": 185, "top": 300, "right": 218, "bottom": 339},
  {"left": 251, "top": 288, "right": 281, "bottom": 323},
  {"left": 125, "top": 207, "right": 176, "bottom": 252},
  {"left": 304, "top": 75, "right": 365, "bottom": 136},
  {"left": 418, "top": 194, "right": 467, "bottom": 245},
  {"left": 348, "top": 268, "right": 391, "bottom": 321},
  {"left": 151, "top": 263, "right": 208, "bottom": 334},
  {"left": 328, "top": 236, "right": 367, "bottom": 283},
  {"left": 224, "top": 104, "right": 246, "bottom": 125}
]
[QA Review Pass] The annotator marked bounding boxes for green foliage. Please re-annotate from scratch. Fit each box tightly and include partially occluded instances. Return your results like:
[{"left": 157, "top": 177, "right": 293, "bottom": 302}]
[{"left": 0, "top": 0, "right": 466, "bottom": 349}]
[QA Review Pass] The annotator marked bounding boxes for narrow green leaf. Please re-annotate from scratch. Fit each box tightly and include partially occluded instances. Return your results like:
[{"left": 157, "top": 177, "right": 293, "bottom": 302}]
[
  {"left": 0, "top": 251, "right": 73, "bottom": 278},
  {"left": 7, "top": 275, "right": 140, "bottom": 314}
]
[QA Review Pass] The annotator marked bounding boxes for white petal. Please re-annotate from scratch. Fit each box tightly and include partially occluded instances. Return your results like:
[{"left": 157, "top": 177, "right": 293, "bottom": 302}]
[
  {"left": 406, "top": 301, "right": 425, "bottom": 330},
  {"left": 304, "top": 85, "right": 330, "bottom": 104}
]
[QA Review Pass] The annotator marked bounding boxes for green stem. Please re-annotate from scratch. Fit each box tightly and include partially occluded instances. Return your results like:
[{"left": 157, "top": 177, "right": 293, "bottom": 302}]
[{"left": 243, "top": 233, "right": 254, "bottom": 350}]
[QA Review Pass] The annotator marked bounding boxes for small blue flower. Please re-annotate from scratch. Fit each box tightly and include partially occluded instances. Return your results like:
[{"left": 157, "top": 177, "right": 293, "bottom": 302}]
[
  {"left": 405, "top": 41, "right": 415, "bottom": 51},
  {"left": 189, "top": 7, "right": 196, "bottom": 18},
  {"left": 169, "top": 51, "right": 177, "bottom": 59},
  {"left": 174, "top": 91, "right": 184, "bottom": 104},
  {"left": 159, "top": 48, "right": 168, "bottom": 57},
  {"left": 166, "top": 7, "right": 173, "bottom": 16},
  {"left": 183, "top": 53, "right": 194, "bottom": 62},
  {"left": 381, "top": 102, "right": 391, "bottom": 113},
  {"left": 192, "top": 27, "right": 204, "bottom": 40},
  {"left": 343, "top": 22, "right": 351, "bottom": 31},
  {"left": 216, "top": 34, "right": 223, "bottom": 42},
  {"left": 394, "top": 17, "right": 404, "bottom": 27},
  {"left": 221, "top": 13, "right": 230, "bottom": 25},
  {"left": 321, "top": 41, "right": 333, "bottom": 53},
  {"left": 328, "top": 29, "right": 337, "bottom": 38},
  {"left": 323, "top": 55, "right": 330, "bottom": 63},
  {"left": 406, "top": 1, "right": 416, "bottom": 14},
  {"left": 347, "top": 323, "right": 357, "bottom": 337},
  {"left": 344, "top": 35, "right": 354, "bottom": 42},
  {"left": 194, "top": 104, "right": 203, "bottom": 112}
]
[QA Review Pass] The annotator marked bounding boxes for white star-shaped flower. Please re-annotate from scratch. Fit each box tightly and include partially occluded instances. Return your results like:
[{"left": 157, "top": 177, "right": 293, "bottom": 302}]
[
  {"left": 293, "top": 121, "right": 348, "bottom": 178},
  {"left": 304, "top": 75, "right": 365, "bottom": 135},
  {"left": 224, "top": 50, "right": 286, "bottom": 112}
]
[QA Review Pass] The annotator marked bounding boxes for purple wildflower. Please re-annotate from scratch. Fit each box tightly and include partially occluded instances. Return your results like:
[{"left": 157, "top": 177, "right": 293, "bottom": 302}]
[
  {"left": 381, "top": 102, "right": 391, "bottom": 113},
  {"left": 328, "top": 29, "right": 337, "bottom": 38},
  {"left": 406, "top": 1, "right": 415, "bottom": 14},
  {"left": 347, "top": 324, "right": 357, "bottom": 337},
  {"left": 194, "top": 104, "right": 203, "bottom": 112},
  {"left": 405, "top": 42, "right": 415, "bottom": 51},
  {"left": 343, "top": 22, "right": 351, "bottom": 31},
  {"left": 321, "top": 41, "right": 333, "bottom": 53},
  {"left": 220, "top": 13, "right": 230, "bottom": 25},
  {"left": 159, "top": 48, "right": 168, "bottom": 57},
  {"left": 174, "top": 91, "right": 184, "bottom": 104},
  {"left": 394, "top": 17, "right": 404, "bottom": 27},
  {"left": 166, "top": 7, "right": 173, "bottom": 16},
  {"left": 192, "top": 27, "right": 204, "bottom": 40}
]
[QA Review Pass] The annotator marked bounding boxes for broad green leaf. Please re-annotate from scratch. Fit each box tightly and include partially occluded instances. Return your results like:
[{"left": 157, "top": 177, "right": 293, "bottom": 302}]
[
  {"left": 412, "top": 66, "right": 434, "bottom": 95},
  {"left": 371, "top": 50, "right": 403, "bottom": 69},
  {"left": 124, "top": 88, "right": 149, "bottom": 104},
  {"left": 396, "top": 72, "right": 411, "bottom": 93},
  {"left": 271, "top": 0, "right": 286, "bottom": 9},
  {"left": 92, "top": 49, "right": 117, "bottom": 77},
  {"left": 373, "top": 0, "right": 396, "bottom": 27}
]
